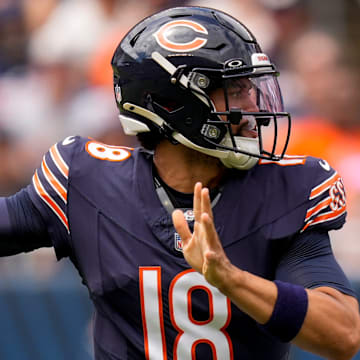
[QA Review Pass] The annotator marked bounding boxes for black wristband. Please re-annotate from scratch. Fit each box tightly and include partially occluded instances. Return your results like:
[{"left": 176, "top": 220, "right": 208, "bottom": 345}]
[{"left": 262, "top": 280, "right": 308, "bottom": 342}]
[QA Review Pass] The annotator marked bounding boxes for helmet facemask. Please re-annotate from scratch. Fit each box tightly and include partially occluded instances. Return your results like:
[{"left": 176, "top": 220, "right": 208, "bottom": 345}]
[
  {"left": 112, "top": 7, "right": 291, "bottom": 170},
  {"left": 151, "top": 54, "right": 291, "bottom": 170},
  {"left": 196, "top": 69, "right": 292, "bottom": 169}
]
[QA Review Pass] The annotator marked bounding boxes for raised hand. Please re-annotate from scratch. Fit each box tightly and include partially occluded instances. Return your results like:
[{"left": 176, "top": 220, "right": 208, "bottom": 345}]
[{"left": 172, "top": 182, "right": 233, "bottom": 290}]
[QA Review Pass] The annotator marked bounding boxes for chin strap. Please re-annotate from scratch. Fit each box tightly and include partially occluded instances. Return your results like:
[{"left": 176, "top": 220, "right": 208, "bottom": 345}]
[{"left": 219, "top": 135, "right": 260, "bottom": 170}]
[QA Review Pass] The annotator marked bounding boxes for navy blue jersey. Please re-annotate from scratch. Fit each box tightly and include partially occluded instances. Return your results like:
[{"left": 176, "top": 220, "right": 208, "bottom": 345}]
[{"left": 24, "top": 136, "right": 349, "bottom": 360}]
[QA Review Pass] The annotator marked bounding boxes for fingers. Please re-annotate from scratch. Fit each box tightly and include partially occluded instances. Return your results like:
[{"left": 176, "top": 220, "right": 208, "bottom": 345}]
[
  {"left": 200, "top": 187, "right": 214, "bottom": 221},
  {"left": 193, "top": 182, "right": 202, "bottom": 222},
  {"left": 177, "top": 182, "right": 218, "bottom": 251},
  {"left": 194, "top": 182, "right": 213, "bottom": 221},
  {"left": 201, "top": 212, "right": 220, "bottom": 250},
  {"left": 172, "top": 209, "right": 192, "bottom": 244},
  {"left": 193, "top": 182, "right": 219, "bottom": 250}
]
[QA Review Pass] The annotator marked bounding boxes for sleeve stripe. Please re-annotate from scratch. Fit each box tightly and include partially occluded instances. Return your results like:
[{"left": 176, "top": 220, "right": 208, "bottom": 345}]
[
  {"left": 49, "top": 144, "right": 69, "bottom": 179},
  {"left": 32, "top": 170, "right": 69, "bottom": 232},
  {"left": 305, "top": 196, "right": 331, "bottom": 222},
  {"left": 41, "top": 157, "right": 67, "bottom": 204},
  {"left": 309, "top": 172, "right": 340, "bottom": 200},
  {"left": 301, "top": 207, "right": 346, "bottom": 232}
]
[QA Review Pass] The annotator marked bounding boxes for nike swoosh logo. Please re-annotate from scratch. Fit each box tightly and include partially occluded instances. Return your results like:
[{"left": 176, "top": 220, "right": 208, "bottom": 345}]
[
  {"left": 62, "top": 136, "right": 75, "bottom": 146},
  {"left": 319, "top": 159, "right": 331, "bottom": 171}
]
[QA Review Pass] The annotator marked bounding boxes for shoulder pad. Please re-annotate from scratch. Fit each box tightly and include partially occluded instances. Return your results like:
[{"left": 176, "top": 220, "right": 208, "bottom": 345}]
[{"left": 259, "top": 156, "right": 347, "bottom": 238}]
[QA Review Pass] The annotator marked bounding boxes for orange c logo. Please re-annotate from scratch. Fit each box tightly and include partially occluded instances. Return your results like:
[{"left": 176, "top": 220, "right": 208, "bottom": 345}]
[{"left": 153, "top": 20, "right": 208, "bottom": 52}]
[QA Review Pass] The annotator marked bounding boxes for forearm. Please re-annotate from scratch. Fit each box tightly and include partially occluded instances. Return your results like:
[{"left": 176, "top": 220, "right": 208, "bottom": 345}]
[
  {"left": 295, "top": 287, "right": 360, "bottom": 360},
  {"left": 217, "top": 266, "right": 277, "bottom": 324},
  {"left": 218, "top": 266, "right": 360, "bottom": 360}
]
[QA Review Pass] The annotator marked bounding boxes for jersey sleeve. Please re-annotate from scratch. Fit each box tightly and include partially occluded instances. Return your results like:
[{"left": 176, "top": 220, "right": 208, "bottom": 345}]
[
  {"left": 301, "top": 158, "right": 347, "bottom": 233},
  {"left": 26, "top": 136, "right": 81, "bottom": 259},
  {"left": 275, "top": 230, "right": 355, "bottom": 297},
  {"left": 0, "top": 189, "right": 52, "bottom": 256}
]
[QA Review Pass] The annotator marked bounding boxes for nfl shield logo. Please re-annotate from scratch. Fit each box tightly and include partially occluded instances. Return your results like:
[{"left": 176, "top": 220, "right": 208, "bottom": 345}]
[
  {"left": 174, "top": 232, "right": 183, "bottom": 252},
  {"left": 183, "top": 209, "right": 194, "bottom": 221}
]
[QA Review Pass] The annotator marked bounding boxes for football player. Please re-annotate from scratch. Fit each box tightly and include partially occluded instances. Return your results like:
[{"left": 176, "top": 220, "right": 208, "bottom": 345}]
[{"left": 1, "top": 6, "right": 360, "bottom": 360}]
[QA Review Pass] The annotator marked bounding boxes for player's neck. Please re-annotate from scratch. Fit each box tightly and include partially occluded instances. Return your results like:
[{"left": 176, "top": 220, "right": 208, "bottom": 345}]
[{"left": 153, "top": 141, "right": 226, "bottom": 193}]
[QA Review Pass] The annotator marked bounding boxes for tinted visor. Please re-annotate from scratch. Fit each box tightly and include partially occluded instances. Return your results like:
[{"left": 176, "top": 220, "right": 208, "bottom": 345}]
[{"left": 225, "top": 74, "right": 284, "bottom": 113}]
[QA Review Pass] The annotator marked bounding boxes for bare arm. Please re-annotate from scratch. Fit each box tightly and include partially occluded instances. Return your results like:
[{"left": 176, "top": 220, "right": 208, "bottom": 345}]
[{"left": 172, "top": 182, "right": 360, "bottom": 360}]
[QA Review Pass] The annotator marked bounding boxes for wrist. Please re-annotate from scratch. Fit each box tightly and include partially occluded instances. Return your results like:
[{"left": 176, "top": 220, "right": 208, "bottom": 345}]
[{"left": 215, "top": 262, "right": 246, "bottom": 295}]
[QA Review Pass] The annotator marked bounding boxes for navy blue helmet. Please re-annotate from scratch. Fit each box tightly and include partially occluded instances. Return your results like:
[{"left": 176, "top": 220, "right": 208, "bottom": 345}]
[{"left": 111, "top": 6, "right": 291, "bottom": 170}]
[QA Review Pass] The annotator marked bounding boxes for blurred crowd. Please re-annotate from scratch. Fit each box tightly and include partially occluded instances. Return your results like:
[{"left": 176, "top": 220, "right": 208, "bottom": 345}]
[{"left": 0, "top": 0, "right": 360, "bottom": 280}]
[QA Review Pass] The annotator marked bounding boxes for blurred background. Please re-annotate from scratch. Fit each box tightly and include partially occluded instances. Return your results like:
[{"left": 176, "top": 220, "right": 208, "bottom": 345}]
[{"left": 0, "top": 0, "right": 359, "bottom": 359}]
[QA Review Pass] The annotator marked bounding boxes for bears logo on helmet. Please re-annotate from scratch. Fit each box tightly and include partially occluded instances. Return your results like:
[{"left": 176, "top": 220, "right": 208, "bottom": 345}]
[{"left": 153, "top": 20, "right": 208, "bottom": 52}]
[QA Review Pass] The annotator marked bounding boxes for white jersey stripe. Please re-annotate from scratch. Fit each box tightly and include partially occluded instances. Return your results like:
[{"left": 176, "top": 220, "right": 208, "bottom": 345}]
[
  {"left": 41, "top": 157, "right": 67, "bottom": 204},
  {"left": 49, "top": 144, "right": 69, "bottom": 179}
]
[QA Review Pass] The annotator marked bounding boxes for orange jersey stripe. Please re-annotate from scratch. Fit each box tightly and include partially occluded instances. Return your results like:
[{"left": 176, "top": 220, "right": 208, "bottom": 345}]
[
  {"left": 49, "top": 144, "right": 69, "bottom": 178},
  {"left": 305, "top": 197, "right": 332, "bottom": 222},
  {"left": 302, "top": 206, "right": 346, "bottom": 232},
  {"left": 310, "top": 206, "right": 347, "bottom": 225},
  {"left": 310, "top": 172, "right": 340, "bottom": 199},
  {"left": 33, "top": 171, "right": 69, "bottom": 231},
  {"left": 41, "top": 158, "right": 67, "bottom": 203}
]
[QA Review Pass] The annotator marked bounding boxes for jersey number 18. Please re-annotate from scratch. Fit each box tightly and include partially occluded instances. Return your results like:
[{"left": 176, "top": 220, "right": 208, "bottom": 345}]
[{"left": 139, "top": 267, "right": 233, "bottom": 360}]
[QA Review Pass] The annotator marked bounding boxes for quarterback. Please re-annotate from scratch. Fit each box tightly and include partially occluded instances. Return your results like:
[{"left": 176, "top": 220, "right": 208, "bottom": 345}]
[{"left": 1, "top": 6, "right": 360, "bottom": 360}]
